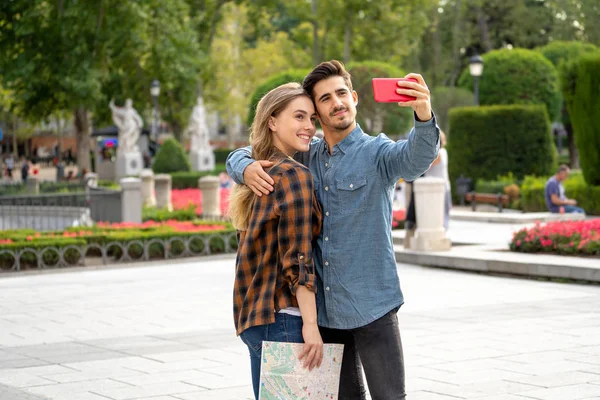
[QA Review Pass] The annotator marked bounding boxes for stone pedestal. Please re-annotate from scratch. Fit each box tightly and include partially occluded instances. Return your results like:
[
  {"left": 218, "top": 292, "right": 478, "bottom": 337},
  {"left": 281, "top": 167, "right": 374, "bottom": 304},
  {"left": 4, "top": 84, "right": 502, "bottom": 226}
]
[
  {"left": 140, "top": 169, "right": 156, "bottom": 207},
  {"left": 191, "top": 149, "right": 215, "bottom": 172},
  {"left": 411, "top": 177, "right": 451, "bottom": 251},
  {"left": 155, "top": 174, "right": 172, "bottom": 211},
  {"left": 116, "top": 151, "right": 143, "bottom": 180},
  {"left": 26, "top": 176, "right": 39, "bottom": 194},
  {"left": 198, "top": 176, "right": 220, "bottom": 217},
  {"left": 120, "top": 177, "right": 142, "bottom": 224}
]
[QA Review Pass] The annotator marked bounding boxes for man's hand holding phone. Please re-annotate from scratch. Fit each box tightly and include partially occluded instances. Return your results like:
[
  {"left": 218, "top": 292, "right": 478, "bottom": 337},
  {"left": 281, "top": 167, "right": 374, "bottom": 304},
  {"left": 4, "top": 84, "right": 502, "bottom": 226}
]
[{"left": 372, "top": 74, "right": 432, "bottom": 122}]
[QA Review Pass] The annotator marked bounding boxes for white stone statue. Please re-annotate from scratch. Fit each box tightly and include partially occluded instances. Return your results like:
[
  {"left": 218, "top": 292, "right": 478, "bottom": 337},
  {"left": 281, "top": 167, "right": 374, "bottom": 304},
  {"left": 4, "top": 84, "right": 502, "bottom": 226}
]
[
  {"left": 188, "top": 96, "right": 211, "bottom": 152},
  {"left": 188, "top": 96, "right": 215, "bottom": 172},
  {"left": 109, "top": 98, "right": 143, "bottom": 155}
]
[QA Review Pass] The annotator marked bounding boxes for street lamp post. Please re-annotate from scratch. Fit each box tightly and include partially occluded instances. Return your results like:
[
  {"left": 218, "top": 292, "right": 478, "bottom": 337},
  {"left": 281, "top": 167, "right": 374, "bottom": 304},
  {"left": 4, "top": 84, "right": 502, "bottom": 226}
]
[
  {"left": 469, "top": 55, "right": 484, "bottom": 106},
  {"left": 150, "top": 79, "right": 160, "bottom": 143}
]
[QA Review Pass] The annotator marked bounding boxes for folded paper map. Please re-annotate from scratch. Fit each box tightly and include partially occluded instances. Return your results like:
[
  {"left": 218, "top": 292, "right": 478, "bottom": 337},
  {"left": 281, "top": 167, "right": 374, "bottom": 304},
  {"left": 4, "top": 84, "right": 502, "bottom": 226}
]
[{"left": 259, "top": 341, "right": 344, "bottom": 400}]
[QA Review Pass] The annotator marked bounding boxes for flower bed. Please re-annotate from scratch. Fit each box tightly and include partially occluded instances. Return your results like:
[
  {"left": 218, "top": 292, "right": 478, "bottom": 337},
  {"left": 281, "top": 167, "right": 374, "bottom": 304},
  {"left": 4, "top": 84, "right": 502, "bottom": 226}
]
[
  {"left": 171, "top": 188, "right": 231, "bottom": 216},
  {"left": 510, "top": 219, "right": 600, "bottom": 256},
  {"left": 0, "top": 220, "right": 237, "bottom": 271}
]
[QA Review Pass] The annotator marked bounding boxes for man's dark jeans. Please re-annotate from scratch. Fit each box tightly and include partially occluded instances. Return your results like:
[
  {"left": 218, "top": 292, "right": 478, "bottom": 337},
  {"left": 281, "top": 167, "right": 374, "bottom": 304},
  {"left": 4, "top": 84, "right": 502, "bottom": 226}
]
[{"left": 320, "top": 308, "right": 406, "bottom": 400}]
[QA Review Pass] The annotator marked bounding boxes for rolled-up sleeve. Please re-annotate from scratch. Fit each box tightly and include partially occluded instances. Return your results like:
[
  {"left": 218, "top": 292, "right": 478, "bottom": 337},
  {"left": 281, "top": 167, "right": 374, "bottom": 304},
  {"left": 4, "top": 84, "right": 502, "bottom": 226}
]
[
  {"left": 376, "top": 113, "right": 440, "bottom": 184},
  {"left": 274, "top": 167, "right": 317, "bottom": 295},
  {"left": 226, "top": 146, "right": 254, "bottom": 184}
]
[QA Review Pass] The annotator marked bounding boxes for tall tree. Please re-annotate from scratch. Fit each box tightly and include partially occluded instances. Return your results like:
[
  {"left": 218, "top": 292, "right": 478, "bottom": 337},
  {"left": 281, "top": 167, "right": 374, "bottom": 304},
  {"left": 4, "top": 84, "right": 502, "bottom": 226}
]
[{"left": 0, "top": 0, "right": 202, "bottom": 175}]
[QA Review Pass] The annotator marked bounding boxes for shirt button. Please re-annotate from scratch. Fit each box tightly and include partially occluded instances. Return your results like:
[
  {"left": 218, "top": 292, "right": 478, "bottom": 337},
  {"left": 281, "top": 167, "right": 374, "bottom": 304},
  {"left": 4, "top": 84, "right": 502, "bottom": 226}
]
[
  {"left": 325, "top": 163, "right": 328, "bottom": 167},
  {"left": 299, "top": 255, "right": 304, "bottom": 260},
  {"left": 325, "top": 261, "right": 329, "bottom": 266},
  {"left": 326, "top": 287, "right": 330, "bottom": 291},
  {"left": 325, "top": 237, "right": 329, "bottom": 241},
  {"left": 325, "top": 212, "right": 329, "bottom": 216},
  {"left": 350, "top": 184, "right": 354, "bottom": 188},
  {"left": 325, "top": 186, "right": 329, "bottom": 191}
]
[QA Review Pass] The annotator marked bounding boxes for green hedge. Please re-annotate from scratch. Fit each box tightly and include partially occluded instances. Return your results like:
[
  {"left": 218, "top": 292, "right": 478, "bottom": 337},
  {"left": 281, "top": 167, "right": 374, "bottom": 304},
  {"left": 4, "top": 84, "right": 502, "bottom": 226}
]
[
  {"left": 214, "top": 149, "right": 233, "bottom": 164},
  {"left": 170, "top": 164, "right": 227, "bottom": 189},
  {"left": 561, "top": 52, "right": 600, "bottom": 185},
  {"left": 448, "top": 104, "right": 557, "bottom": 185},
  {"left": 458, "top": 48, "right": 561, "bottom": 121},
  {"left": 537, "top": 41, "right": 598, "bottom": 70},
  {"left": 152, "top": 138, "right": 191, "bottom": 174},
  {"left": 520, "top": 172, "right": 600, "bottom": 215},
  {"left": 247, "top": 69, "right": 310, "bottom": 127},
  {"left": 142, "top": 206, "right": 197, "bottom": 222},
  {"left": 0, "top": 181, "right": 91, "bottom": 196},
  {"left": 0, "top": 238, "right": 86, "bottom": 269}
]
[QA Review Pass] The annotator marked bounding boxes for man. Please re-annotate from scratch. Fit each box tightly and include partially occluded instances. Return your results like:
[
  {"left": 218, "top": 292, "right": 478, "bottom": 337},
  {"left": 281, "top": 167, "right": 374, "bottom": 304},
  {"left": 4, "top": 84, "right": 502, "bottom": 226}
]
[
  {"left": 227, "top": 60, "right": 439, "bottom": 399},
  {"left": 545, "top": 164, "right": 585, "bottom": 214}
]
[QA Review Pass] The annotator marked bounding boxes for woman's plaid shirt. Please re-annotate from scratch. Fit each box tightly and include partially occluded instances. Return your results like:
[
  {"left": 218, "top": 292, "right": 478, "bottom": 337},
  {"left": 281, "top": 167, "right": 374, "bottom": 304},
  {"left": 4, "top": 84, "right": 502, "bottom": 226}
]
[{"left": 233, "top": 157, "right": 322, "bottom": 336}]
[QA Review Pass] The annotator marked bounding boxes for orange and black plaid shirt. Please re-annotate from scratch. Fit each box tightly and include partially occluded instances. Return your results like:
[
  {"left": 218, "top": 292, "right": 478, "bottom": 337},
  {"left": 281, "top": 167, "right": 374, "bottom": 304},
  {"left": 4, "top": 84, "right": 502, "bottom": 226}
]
[{"left": 233, "top": 156, "right": 322, "bottom": 336}]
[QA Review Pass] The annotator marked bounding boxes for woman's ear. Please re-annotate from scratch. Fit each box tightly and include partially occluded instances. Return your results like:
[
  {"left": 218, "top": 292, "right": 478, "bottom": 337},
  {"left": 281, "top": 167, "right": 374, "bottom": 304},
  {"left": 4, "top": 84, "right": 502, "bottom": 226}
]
[{"left": 268, "top": 117, "right": 276, "bottom": 132}]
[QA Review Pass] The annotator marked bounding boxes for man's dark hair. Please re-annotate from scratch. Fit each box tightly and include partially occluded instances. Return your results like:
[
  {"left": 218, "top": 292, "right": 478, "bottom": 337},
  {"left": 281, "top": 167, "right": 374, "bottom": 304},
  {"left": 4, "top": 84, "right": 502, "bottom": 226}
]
[
  {"left": 558, "top": 164, "right": 570, "bottom": 173},
  {"left": 302, "top": 60, "right": 353, "bottom": 100}
]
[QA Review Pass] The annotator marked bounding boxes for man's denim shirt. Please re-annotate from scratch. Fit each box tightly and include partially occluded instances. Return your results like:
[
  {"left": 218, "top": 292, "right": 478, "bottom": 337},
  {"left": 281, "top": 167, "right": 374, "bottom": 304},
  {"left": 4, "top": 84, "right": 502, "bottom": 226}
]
[{"left": 227, "top": 116, "right": 440, "bottom": 329}]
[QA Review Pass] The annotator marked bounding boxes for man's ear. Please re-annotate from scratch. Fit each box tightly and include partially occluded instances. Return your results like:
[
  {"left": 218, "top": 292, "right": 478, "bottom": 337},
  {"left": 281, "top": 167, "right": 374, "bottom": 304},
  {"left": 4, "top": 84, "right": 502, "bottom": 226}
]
[{"left": 353, "top": 90, "right": 359, "bottom": 107}]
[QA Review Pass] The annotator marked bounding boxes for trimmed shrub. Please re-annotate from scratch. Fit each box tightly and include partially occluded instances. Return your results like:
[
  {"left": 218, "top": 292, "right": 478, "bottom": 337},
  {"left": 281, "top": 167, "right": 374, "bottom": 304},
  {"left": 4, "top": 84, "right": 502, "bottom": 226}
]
[
  {"left": 447, "top": 105, "right": 557, "bottom": 186},
  {"left": 561, "top": 53, "right": 600, "bottom": 185},
  {"left": 458, "top": 49, "right": 561, "bottom": 121},
  {"left": 214, "top": 149, "right": 233, "bottom": 164},
  {"left": 152, "top": 138, "right": 191, "bottom": 174},
  {"left": 170, "top": 164, "right": 227, "bottom": 189},
  {"left": 431, "top": 86, "right": 476, "bottom": 134},
  {"left": 537, "top": 41, "right": 599, "bottom": 167},
  {"left": 247, "top": 69, "right": 310, "bottom": 127},
  {"left": 0, "top": 238, "right": 86, "bottom": 270},
  {"left": 537, "top": 41, "right": 598, "bottom": 70},
  {"left": 346, "top": 61, "right": 413, "bottom": 136},
  {"left": 142, "top": 206, "right": 197, "bottom": 222}
]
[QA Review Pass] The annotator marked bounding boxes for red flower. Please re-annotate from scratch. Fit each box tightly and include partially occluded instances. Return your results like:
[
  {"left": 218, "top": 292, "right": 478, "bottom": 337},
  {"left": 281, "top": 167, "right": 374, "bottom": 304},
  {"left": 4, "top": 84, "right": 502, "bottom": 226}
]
[{"left": 171, "top": 188, "right": 232, "bottom": 216}]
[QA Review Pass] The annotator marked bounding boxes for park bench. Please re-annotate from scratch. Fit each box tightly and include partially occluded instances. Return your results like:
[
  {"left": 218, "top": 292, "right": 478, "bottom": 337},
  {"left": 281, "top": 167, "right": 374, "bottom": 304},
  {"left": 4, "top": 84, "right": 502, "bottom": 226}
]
[{"left": 465, "top": 191, "right": 510, "bottom": 213}]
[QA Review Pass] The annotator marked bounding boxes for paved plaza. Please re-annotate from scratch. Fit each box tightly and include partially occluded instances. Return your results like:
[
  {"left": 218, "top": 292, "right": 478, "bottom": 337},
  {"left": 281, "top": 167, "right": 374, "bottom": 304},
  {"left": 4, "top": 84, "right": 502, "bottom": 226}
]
[{"left": 0, "top": 254, "right": 599, "bottom": 400}]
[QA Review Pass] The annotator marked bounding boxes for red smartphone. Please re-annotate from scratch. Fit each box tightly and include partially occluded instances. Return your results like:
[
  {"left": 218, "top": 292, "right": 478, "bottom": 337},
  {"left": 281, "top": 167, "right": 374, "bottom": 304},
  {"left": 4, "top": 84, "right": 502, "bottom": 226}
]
[{"left": 372, "top": 78, "right": 418, "bottom": 103}]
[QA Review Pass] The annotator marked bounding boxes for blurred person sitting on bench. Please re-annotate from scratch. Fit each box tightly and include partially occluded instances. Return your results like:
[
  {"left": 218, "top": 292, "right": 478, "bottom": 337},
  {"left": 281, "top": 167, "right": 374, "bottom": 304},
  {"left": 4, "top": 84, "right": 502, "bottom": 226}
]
[{"left": 544, "top": 165, "right": 585, "bottom": 215}]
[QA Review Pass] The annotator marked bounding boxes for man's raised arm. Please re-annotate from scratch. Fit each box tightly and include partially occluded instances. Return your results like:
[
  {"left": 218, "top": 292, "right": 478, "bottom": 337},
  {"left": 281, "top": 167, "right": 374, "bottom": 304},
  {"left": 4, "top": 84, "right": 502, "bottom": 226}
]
[
  {"left": 376, "top": 73, "right": 440, "bottom": 184},
  {"left": 375, "top": 114, "right": 440, "bottom": 184}
]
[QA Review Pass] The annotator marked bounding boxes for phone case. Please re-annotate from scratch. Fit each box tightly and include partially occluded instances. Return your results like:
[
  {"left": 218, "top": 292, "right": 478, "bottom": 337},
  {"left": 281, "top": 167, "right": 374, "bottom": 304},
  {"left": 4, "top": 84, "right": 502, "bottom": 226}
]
[{"left": 372, "top": 78, "right": 418, "bottom": 103}]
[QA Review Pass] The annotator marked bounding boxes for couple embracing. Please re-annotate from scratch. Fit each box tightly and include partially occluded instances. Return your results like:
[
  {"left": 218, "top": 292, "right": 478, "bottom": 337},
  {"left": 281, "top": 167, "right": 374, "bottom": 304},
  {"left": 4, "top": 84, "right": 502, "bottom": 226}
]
[{"left": 229, "top": 60, "right": 440, "bottom": 400}]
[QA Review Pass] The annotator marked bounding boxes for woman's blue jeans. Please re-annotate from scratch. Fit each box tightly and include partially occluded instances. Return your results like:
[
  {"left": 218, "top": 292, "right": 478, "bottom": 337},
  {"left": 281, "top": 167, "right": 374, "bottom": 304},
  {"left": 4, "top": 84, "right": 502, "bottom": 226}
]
[{"left": 239, "top": 313, "right": 303, "bottom": 399}]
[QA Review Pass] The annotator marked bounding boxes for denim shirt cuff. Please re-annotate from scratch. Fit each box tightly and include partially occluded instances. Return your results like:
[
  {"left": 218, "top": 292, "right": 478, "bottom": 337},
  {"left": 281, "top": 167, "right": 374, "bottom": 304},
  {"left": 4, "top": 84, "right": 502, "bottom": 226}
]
[
  {"left": 414, "top": 111, "right": 437, "bottom": 127},
  {"left": 234, "top": 158, "right": 254, "bottom": 185}
]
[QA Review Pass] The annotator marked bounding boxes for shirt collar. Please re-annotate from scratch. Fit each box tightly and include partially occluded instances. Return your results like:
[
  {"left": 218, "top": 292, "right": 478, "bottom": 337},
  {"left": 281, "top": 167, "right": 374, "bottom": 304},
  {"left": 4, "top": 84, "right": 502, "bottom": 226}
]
[{"left": 320, "top": 124, "right": 364, "bottom": 155}]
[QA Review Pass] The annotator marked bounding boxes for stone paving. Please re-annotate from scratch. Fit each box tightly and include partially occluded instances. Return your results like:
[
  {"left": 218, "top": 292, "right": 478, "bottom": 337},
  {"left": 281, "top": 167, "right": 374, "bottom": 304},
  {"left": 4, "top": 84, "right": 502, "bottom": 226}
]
[{"left": 0, "top": 255, "right": 600, "bottom": 399}]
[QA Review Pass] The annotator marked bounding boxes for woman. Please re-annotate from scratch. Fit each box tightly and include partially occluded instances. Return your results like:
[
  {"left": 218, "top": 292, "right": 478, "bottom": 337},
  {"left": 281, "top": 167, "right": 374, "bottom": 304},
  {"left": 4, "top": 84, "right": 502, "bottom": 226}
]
[{"left": 228, "top": 82, "right": 323, "bottom": 399}]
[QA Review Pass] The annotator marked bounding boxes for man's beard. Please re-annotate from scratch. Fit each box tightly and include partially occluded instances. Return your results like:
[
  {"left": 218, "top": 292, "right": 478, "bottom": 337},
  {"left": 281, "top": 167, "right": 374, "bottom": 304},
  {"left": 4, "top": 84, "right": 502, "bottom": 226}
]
[
  {"left": 332, "top": 118, "right": 353, "bottom": 131},
  {"left": 328, "top": 106, "right": 353, "bottom": 131}
]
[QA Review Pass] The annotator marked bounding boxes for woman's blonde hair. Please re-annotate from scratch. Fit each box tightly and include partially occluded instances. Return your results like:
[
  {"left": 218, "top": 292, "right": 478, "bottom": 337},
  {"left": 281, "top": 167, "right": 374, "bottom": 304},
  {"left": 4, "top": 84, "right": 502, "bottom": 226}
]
[{"left": 228, "top": 82, "right": 310, "bottom": 230}]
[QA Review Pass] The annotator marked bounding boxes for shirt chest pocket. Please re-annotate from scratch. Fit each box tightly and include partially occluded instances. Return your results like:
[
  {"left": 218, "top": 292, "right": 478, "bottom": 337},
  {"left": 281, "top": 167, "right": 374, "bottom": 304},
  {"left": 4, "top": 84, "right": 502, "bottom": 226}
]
[{"left": 336, "top": 176, "right": 368, "bottom": 215}]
